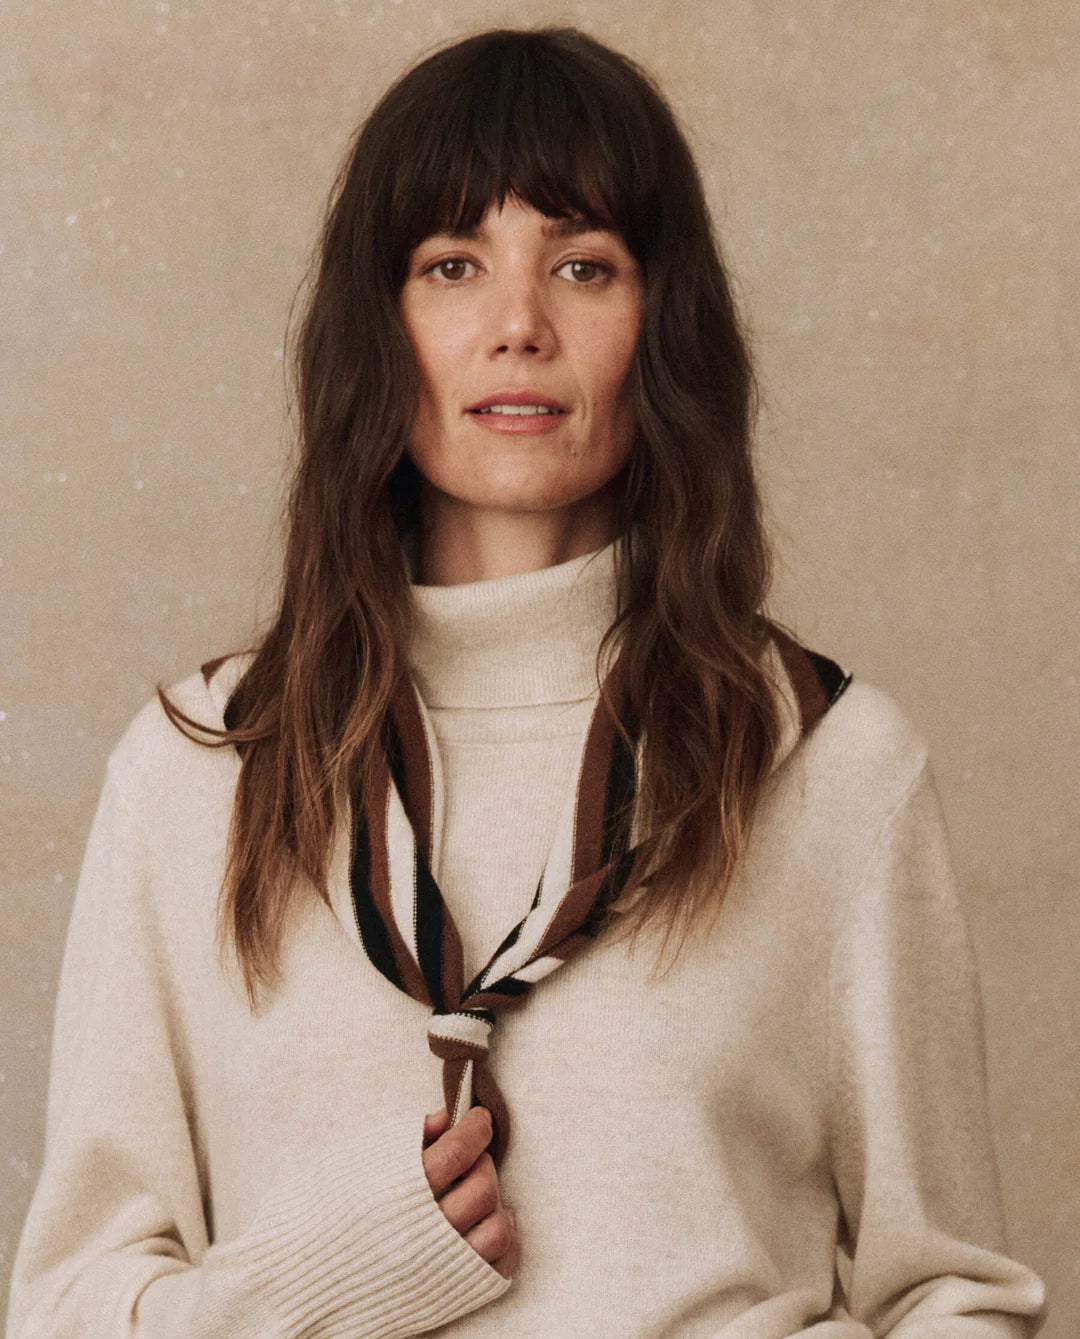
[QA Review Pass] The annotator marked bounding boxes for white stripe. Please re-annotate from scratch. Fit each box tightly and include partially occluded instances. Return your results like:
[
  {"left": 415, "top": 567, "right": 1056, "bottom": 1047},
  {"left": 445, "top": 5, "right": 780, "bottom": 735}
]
[
  {"left": 386, "top": 785, "right": 422, "bottom": 970},
  {"left": 428, "top": 1011, "right": 493, "bottom": 1050},
  {"left": 451, "top": 1060, "right": 473, "bottom": 1125},
  {"left": 628, "top": 735, "right": 646, "bottom": 848},
  {"left": 412, "top": 689, "right": 446, "bottom": 879},
  {"left": 510, "top": 954, "right": 564, "bottom": 985}
]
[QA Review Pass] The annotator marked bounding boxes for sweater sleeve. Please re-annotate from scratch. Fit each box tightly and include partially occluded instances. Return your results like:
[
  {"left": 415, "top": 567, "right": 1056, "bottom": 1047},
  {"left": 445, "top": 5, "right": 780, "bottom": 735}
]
[
  {"left": 6, "top": 754, "right": 511, "bottom": 1339},
  {"left": 824, "top": 760, "right": 1046, "bottom": 1337}
]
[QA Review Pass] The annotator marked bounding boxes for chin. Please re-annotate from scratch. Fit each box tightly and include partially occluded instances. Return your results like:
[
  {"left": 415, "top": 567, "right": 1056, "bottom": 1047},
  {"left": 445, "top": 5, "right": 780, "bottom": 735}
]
[{"left": 478, "top": 482, "right": 606, "bottom": 514}]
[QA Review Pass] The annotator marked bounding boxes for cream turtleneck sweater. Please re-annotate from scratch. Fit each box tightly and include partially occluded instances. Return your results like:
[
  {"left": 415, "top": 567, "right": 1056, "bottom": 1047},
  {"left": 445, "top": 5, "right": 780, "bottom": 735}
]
[
  {"left": 407, "top": 543, "right": 619, "bottom": 986},
  {"left": 7, "top": 546, "right": 1046, "bottom": 1338}
]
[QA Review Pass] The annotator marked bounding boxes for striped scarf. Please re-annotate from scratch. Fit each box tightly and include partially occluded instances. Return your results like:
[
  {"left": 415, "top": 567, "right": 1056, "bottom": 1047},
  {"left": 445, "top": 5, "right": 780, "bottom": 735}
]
[
  {"left": 213, "top": 628, "right": 848, "bottom": 1168},
  {"left": 350, "top": 668, "right": 640, "bottom": 1168}
]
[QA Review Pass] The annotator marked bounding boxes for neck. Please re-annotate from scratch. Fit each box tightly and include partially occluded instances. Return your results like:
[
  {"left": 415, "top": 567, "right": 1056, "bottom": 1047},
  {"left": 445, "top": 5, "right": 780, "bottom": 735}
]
[{"left": 416, "top": 480, "right": 622, "bottom": 586}]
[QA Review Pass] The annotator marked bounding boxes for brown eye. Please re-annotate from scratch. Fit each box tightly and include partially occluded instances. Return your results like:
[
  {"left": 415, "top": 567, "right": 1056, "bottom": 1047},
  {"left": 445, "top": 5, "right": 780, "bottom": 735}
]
[
  {"left": 557, "top": 259, "right": 610, "bottom": 283},
  {"left": 432, "top": 258, "right": 473, "bottom": 281}
]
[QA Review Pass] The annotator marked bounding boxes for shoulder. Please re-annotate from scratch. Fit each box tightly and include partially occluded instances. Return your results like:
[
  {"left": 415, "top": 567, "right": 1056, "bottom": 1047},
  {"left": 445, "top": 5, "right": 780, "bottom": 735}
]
[
  {"left": 811, "top": 677, "right": 929, "bottom": 787},
  {"left": 103, "top": 653, "right": 251, "bottom": 811},
  {"left": 765, "top": 625, "right": 931, "bottom": 813},
  {"left": 751, "top": 671, "right": 957, "bottom": 956},
  {"left": 768, "top": 669, "right": 934, "bottom": 851}
]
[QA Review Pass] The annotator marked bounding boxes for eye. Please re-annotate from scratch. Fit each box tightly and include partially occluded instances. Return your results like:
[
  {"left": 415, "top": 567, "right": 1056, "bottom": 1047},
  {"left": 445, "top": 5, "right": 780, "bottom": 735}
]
[
  {"left": 556, "top": 259, "right": 612, "bottom": 284},
  {"left": 424, "top": 257, "right": 477, "bottom": 282}
]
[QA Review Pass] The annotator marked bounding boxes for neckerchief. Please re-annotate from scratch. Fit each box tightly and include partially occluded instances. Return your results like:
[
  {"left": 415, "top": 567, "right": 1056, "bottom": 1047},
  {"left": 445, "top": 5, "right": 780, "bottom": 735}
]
[
  {"left": 210, "top": 628, "right": 850, "bottom": 1168},
  {"left": 350, "top": 666, "right": 639, "bottom": 1168}
]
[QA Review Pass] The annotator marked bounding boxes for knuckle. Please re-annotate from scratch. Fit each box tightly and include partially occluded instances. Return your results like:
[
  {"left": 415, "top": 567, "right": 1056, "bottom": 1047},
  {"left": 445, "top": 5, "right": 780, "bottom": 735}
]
[
  {"left": 466, "top": 1219, "right": 497, "bottom": 1261},
  {"left": 490, "top": 1210, "right": 513, "bottom": 1255},
  {"left": 443, "top": 1140, "right": 472, "bottom": 1184}
]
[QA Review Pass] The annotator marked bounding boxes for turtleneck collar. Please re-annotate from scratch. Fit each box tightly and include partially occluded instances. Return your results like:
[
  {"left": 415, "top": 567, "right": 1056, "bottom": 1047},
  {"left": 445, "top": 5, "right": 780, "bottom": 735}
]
[{"left": 407, "top": 542, "right": 621, "bottom": 710}]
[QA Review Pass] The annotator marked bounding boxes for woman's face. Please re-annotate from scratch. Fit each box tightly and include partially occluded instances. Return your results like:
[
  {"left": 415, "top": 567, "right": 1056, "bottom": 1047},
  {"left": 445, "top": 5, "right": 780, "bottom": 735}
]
[{"left": 399, "top": 197, "right": 644, "bottom": 529}]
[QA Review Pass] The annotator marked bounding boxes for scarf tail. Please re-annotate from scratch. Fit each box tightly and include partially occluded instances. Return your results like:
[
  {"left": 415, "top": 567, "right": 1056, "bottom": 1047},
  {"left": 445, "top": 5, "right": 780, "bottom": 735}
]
[
  {"left": 438, "top": 1057, "right": 512, "bottom": 1169},
  {"left": 470, "top": 1059, "right": 511, "bottom": 1169}
]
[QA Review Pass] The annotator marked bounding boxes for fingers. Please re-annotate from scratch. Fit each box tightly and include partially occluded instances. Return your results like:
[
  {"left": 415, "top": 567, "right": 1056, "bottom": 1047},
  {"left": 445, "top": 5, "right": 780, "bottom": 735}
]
[
  {"left": 466, "top": 1205, "right": 519, "bottom": 1279},
  {"left": 420, "top": 1106, "right": 518, "bottom": 1277},
  {"left": 436, "top": 1151, "right": 498, "bottom": 1234},
  {"left": 422, "top": 1104, "right": 493, "bottom": 1198},
  {"left": 496, "top": 1208, "right": 520, "bottom": 1279}
]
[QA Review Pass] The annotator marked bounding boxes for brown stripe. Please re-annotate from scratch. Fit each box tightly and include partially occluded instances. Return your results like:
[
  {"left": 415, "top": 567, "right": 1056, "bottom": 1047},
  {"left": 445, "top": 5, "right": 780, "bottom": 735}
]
[
  {"left": 531, "top": 866, "right": 609, "bottom": 959},
  {"left": 364, "top": 762, "right": 431, "bottom": 1005},
  {"left": 570, "top": 697, "right": 617, "bottom": 883},
  {"left": 440, "top": 909, "right": 466, "bottom": 1013},
  {"left": 534, "top": 929, "right": 595, "bottom": 966},
  {"left": 472, "top": 1062, "right": 512, "bottom": 1169},
  {"left": 428, "top": 1036, "right": 489, "bottom": 1062},
  {"left": 769, "top": 625, "right": 827, "bottom": 734},
  {"left": 391, "top": 679, "right": 434, "bottom": 866}
]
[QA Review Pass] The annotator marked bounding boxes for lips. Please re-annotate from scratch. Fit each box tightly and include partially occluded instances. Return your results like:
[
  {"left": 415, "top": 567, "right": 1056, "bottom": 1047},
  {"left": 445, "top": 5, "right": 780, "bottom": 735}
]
[{"left": 466, "top": 389, "right": 569, "bottom": 414}]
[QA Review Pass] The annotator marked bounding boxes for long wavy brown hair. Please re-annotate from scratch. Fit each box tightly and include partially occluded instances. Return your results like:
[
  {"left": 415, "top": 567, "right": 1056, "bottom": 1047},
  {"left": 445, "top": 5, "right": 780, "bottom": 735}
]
[{"left": 161, "top": 26, "right": 782, "bottom": 1006}]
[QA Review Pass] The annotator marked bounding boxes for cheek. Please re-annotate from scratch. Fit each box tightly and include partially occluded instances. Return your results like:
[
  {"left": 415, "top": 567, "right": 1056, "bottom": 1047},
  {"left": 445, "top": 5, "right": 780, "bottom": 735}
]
[
  {"left": 591, "top": 306, "right": 641, "bottom": 403},
  {"left": 410, "top": 342, "right": 447, "bottom": 409},
  {"left": 401, "top": 303, "right": 462, "bottom": 411},
  {"left": 593, "top": 326, "right": 640, "bottom": 432}
]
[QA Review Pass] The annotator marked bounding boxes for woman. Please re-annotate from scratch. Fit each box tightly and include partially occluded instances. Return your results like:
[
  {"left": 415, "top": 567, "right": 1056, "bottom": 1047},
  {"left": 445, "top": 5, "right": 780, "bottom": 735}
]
[{"left": 8, "top": 27, "right": 1046, "bottom": 1339}]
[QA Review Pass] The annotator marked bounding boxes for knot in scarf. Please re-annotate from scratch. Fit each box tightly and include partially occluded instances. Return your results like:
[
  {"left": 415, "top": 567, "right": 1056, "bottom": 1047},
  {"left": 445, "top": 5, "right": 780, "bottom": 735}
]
[
  {"left": 427, "top": 1008, "right": 502, "bottom": 1142},
  {"left": 427, "top": 1008, "right": 495, "bottom": 1064}
]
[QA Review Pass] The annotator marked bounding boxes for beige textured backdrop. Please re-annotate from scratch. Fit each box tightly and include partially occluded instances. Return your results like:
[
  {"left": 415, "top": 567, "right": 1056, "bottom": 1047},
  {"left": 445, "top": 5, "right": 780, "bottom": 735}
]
[{"left": 2, "top": 0, "right": 1077, "bottom": 1330}]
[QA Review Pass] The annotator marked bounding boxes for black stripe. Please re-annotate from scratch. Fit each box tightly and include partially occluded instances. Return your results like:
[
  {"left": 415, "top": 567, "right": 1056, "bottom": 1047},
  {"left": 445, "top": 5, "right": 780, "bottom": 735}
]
[
  {"left": 385, "top": 709, "right": 445, "bottom": 1007},
  {"left": 223, "top": 689, "right": 240, "bottom": 734},
  {"left": 385, "top": 715, "right": 409, "bottom": 804},
  {"left": 463, "top": 893, "right": 535, "bottom": 1000},
  {"left": 479, "top": 976, "right": 530, "bottom": 1000},
  {"left": 432, "top": 1007, "right": 497, "bottom": 1026},
  {"left": 413, "top": 849, "right": 446, "bottom": 1011},
  {"left": 807, "top": 650, "right": 853, "bottom": 710},
  {"left": 349, "top": 804, "right": 405, "bottom": 991}
]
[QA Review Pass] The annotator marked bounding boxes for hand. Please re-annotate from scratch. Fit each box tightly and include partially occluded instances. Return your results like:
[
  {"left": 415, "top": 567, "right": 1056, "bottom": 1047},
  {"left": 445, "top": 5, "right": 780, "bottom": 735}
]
[{"left": 422, "top": 1105, "right": 520, "bottom": 1279}]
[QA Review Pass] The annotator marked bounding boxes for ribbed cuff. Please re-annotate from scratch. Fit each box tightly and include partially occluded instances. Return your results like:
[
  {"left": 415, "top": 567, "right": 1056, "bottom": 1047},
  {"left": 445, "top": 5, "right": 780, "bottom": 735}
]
[{"left": 189, "top": 1113, "right": 512, "bottom": 1339}]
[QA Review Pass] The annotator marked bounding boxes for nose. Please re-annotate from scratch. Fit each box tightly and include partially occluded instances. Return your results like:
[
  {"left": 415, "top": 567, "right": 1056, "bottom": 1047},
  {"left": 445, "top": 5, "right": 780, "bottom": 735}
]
[{"left": 487, "top": 273, "right": 556, "bottom": 358}]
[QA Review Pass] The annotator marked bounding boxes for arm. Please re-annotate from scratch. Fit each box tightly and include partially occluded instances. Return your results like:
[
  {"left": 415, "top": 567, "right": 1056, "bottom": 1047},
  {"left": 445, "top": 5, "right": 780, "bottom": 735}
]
[
  {"left": 6, "top": 753, "right": 510, "bottom": 1339},
  {"left": 825, "top": 761, "right": 1046, "bottom": 1337}
]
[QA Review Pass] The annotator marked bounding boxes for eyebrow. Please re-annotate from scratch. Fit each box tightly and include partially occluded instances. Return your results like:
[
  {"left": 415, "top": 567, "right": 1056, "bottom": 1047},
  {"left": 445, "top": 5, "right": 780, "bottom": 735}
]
[{"left": 423, "top": 215, "right": 615, "bottom": 243}]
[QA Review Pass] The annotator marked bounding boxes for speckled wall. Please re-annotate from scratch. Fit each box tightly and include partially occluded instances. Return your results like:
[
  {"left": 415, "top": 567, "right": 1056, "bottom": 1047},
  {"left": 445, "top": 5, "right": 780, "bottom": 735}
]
[{"left": 2, "top": 0, "right": 1077, "bottom": 1331}]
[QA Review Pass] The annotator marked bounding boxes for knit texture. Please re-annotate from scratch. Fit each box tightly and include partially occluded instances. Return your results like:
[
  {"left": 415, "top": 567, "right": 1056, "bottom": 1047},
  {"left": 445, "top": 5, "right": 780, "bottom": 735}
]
[{"left": 7, "top": 543, "right": 1046, "bottom": 1338}]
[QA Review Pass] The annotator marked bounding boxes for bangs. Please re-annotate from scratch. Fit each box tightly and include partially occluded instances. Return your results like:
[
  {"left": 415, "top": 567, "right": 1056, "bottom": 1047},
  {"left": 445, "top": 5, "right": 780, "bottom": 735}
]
[{"left": 374, "top": 30, "right": 666, "bottom": 279}]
